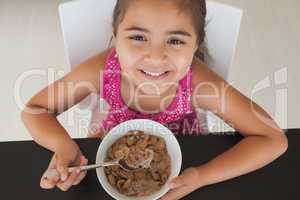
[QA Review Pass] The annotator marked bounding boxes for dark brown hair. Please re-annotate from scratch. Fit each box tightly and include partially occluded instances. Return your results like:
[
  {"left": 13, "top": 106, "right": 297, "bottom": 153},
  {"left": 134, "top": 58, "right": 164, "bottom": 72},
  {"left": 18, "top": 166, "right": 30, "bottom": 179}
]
[{"left": 111, "top": 0, "right": 207, "bottom": 60}]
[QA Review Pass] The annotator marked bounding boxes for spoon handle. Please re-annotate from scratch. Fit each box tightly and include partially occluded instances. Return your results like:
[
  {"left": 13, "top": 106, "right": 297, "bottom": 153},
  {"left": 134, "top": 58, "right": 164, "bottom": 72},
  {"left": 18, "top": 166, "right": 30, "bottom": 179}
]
[{"left": 43, "top": 161, "right": 118, "bottom": 179}]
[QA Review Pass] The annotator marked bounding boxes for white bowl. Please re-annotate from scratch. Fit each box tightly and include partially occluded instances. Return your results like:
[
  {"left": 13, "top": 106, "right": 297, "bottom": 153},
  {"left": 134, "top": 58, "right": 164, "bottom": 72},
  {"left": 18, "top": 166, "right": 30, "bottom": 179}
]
[{"left": 96, "top": 119, "right": 182, "bottom": 200}]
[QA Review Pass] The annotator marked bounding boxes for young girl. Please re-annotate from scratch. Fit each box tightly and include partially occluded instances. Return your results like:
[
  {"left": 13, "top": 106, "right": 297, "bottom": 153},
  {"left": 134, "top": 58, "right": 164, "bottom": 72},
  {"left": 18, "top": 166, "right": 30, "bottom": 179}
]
[{"left": 21, "top": 0, "right": 288, "bottom": 199}]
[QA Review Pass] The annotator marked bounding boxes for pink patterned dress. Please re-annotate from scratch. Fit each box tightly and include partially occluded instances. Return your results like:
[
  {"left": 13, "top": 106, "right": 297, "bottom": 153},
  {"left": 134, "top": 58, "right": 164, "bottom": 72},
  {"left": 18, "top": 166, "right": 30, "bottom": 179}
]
[{"left": 99, "top": 48, "right": 204, "bottom": 135}]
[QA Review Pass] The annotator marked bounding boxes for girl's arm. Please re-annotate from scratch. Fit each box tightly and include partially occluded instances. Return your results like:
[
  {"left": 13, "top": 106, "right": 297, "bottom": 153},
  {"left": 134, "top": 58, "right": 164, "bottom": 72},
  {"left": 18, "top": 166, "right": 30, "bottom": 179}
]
[
  {"left": 190, "top": 58, "right": 288, "bottom": 187},
  {"left": 21, "top": 50, "right": 109, "bottom": 152},
  {"left": 161, "top": 58, "right": 288, "bottom": 200}
]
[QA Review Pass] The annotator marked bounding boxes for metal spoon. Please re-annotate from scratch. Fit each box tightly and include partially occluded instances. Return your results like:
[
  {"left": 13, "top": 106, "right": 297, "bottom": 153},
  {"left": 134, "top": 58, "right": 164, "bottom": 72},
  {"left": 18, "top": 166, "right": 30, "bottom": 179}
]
[{"left": 43, "top": 149, "right": 154, "bottom": 179}]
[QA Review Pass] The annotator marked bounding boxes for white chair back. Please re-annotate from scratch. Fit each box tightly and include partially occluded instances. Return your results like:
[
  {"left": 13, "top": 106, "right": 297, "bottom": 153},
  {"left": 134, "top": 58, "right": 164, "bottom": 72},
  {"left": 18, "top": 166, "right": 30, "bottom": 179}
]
[
  {"left": 59, "top": 0, "right": 116, "bottom": 70},
  {"left": 205, "top": 1, "right": 243, "bottom": 79}
]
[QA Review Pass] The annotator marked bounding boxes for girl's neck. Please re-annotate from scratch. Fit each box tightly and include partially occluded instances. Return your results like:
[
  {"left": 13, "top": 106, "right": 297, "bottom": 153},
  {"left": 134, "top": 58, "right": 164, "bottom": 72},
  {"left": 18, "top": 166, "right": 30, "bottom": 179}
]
[{"left": 120, "top": 75, "right": 178, "bottom": 114}]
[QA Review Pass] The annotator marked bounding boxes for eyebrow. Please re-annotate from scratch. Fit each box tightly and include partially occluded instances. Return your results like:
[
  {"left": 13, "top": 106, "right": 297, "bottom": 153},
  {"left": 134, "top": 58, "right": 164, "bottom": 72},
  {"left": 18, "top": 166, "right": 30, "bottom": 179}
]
[{"left": 124, "top": 26, "right": 192, "bottom": 37}]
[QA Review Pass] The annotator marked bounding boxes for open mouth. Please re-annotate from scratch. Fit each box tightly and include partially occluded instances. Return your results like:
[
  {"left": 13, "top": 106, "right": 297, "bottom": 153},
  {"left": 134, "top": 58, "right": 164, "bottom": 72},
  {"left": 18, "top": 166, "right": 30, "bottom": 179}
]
[{"left": 139, "top": 69, "right": 169, "bottom": 79}]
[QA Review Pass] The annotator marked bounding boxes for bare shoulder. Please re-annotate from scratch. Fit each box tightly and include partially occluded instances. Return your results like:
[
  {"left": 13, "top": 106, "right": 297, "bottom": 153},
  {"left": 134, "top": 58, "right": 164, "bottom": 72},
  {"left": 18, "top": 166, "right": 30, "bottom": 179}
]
[
  {"left": 24, "top": 48, "right": 111, "bottom": 115},
  {"left": 191, "top": 57, "right": 226, "bottom": 85},
  {"left": 191, "top": 57, "right": 226, "bottom": 110},
  {"left": 71, "top": 48, "right": 111, "bottom": 91}
]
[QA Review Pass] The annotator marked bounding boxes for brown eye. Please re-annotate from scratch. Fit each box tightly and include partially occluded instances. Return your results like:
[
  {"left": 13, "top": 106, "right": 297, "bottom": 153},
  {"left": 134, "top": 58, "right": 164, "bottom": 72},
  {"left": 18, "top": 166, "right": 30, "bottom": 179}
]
[
  {"left": 129, "top": 35, "right": 147, "bottom": 42},
  {"left": 168, "top": 38, "right": 185, "bottom": 45}
]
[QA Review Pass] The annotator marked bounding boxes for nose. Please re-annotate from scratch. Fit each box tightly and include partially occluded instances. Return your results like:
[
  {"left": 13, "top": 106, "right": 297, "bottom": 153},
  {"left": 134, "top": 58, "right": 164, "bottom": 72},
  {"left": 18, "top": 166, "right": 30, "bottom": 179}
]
[{"left": 144, "top": 44, "right": 167, "bottom": 65}]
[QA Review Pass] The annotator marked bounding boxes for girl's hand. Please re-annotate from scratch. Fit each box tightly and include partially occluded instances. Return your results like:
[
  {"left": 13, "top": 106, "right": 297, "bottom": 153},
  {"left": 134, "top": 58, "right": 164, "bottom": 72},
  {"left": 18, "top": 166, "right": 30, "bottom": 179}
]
[
  {"left": 40, "top": 143, "right": 88, "bottom": 191},
  {"left": 160, "top": 167, "right": 204, "bottom": 200}
]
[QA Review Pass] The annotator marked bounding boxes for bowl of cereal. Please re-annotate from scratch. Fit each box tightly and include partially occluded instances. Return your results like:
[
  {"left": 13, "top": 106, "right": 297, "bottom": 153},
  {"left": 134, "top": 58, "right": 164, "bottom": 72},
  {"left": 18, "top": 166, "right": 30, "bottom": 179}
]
[{"left": 96, "top": 119, "right": 182, "bottom": 200}]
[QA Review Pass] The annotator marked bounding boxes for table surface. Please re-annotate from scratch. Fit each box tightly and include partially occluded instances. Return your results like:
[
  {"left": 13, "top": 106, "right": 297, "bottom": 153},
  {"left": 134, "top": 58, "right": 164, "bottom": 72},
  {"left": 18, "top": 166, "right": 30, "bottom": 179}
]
[{"left": 1, "top": 129, "right": 299, "bottom": 200}]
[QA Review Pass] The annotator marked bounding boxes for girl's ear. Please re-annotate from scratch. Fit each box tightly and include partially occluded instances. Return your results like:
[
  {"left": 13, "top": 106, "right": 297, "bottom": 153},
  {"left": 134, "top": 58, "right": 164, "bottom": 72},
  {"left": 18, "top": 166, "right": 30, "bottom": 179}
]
[
  {"left": 112, "top": 30, "right": 117, "bottom": 39},
  {"left": 110, "top": 33, "right": 117, "bottom": 47},
  {"left": 194, "top": 44, "right": 199, "bottom": 54},
  {"left": 112, "top": 35, "right": 116, "bottom": 43},
  {"left": 112, "top": 27, "right": 117, "bottom": 43}
]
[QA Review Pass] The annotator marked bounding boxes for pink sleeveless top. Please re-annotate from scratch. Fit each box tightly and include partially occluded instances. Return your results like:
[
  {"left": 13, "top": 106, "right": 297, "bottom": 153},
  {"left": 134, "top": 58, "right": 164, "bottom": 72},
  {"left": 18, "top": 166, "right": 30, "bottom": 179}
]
[{"left": 99, "top": 48, "right": 203, "bottom": 135}]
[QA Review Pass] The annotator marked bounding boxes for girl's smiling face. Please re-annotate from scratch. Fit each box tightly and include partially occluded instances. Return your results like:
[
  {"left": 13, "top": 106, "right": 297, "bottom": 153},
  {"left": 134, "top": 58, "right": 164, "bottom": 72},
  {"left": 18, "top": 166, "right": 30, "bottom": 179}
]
[{"left": 114, "top": 0, "right": 198, "bottom": 96}]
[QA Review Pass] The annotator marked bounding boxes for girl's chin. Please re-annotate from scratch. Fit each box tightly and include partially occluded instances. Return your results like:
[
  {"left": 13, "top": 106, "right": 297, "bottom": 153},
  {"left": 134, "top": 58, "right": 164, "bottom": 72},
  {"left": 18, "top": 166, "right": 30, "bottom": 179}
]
[{"left": 132, "top": 70, "right": 179, "bottom": 95}]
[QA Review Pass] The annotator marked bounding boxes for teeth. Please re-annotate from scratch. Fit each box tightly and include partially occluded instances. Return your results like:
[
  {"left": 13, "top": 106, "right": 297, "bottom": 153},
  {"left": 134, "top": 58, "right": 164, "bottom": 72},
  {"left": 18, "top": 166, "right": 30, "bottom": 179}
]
[{"left": 142, "top": 70, "right": 166, "bottom": 77}]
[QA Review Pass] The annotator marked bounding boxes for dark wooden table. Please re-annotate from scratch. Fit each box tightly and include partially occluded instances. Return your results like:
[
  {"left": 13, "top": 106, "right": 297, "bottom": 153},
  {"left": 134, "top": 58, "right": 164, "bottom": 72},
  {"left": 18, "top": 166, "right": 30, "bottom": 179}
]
[{"left": 1, "top": 129, "right": 299, "bottom": 199}]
